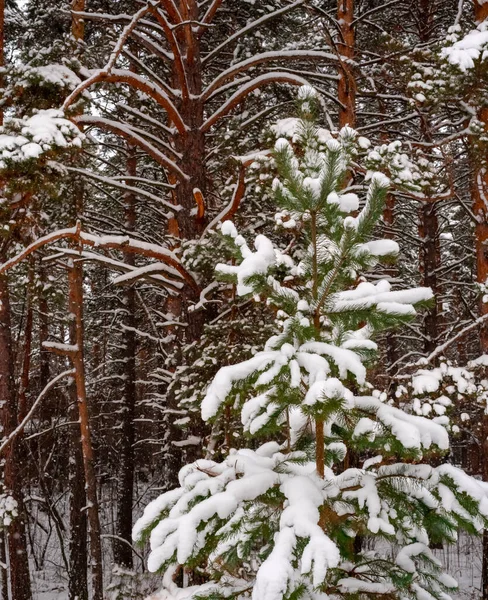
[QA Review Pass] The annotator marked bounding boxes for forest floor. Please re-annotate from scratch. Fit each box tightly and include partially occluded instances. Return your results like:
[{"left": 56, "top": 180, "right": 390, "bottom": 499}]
[{"left": 29, "top": 534, "right": 483, "bottom": 599}]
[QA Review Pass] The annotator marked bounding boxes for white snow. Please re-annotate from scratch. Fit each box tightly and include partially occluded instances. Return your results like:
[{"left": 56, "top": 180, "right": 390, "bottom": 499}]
[
  {"left": 442, "top": 22, "right": 488, "bottom": 71},
  {"left": 0, "top": 109, "right": 84, "bottom": 167}
]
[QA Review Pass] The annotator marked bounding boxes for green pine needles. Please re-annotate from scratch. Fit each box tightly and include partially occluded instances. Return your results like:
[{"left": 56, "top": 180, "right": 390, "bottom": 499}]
[{"left": 133, "top": 88, "right": 488, "bottom": 600}]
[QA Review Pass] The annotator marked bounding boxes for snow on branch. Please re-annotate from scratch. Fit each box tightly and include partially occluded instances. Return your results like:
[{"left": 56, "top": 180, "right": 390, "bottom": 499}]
[
  {"left": 201, "top": 73, "right": 311, "bottom": 132},
  {"left": 441, "top": 22, "right": 488, "bottom": 71},
  {"left": 75, "top": 116, "right": 187, "bottom": 180},
  {"left": 0, "top": 110, "right": 84, "bottom": 166},
  {"left": 68, "top": 72, "right": 186, "bottom": 135},
  {"left": 63, "top": 1, "right": 163, "bottom": 110},
  {"left": 398, "top": 312, "right": 488, "bottom": 372},
  {"left": 65, "top": 166, "right": 178, "bottom": 214},
  {"left": 199, "top": 0, "right": 223, "bottom": 30},
  {"left": 202, "top": 0, "right": 306, "bottom": 64},
  {"left": 112, "top": 263, "right": 185, "bottom": 287},
  {"left": 47, "top": 248, "right": 185, "bottom": 292},
  {"left": 0, "top": 224, "right": 199, "bottom": 292},
  {"left": 0, "top": 370, "right": 75, "bottom": 457},
  {"left": 202, "top": 50, "right": 339, "bottom": 100}
]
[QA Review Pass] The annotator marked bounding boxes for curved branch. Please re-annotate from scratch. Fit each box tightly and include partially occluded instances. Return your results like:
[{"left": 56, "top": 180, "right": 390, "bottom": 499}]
[
  {"left": 202, "top": 0, "right": 306, "bottom": 64},
  {"left": 400, "top": 313, "right": 488, "bottom": 373},
  {"left": 159, "top": 0, "right": 182, "bottom": 24},
  {"left": 64, "top": 70, "right": 186, "bottom": 134},
  {"left": 201, "top": 72, "right": 311, "bottom": 132},
  {"left": 202, "top": 50, "right": 338, "bottom": 100},
  {"left": 0, "top": 225, "right": 200, "bottom": 293},
  {"left": 104, "top": 71, "right": 186, "bottom": 131},
  {"left": 202, "top": 152, "right": 271, "bottom": 237},
  {"left": 128, "top": 29, "right": 173, "bottom": 63},
  {"left": 76, "top": 116, "right": 187, "bottom": 180},
  {"left": 50, "top": 248, "right": 184, "bottom": 293},
  {"left": 63, "top": 2, "right": 161, "bottom": 110},
  {"left": 149, "top": 6, "right": 190, "bottom": 101},
  {"left": 0, "top": 370, "right": 75, "bottom": 457},
  {"left": 122, "top": 48, "right": 175, "bottom": 94},
  {"left": 64, "top": 166, "right": 178, "bottom": 213},
  {"left": 199, "top": 0, "right": 223, "bottom": 33}
]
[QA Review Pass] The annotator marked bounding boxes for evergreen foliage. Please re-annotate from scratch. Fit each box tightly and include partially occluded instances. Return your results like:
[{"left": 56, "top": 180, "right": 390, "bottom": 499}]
[{"left": 134, "top": 90, "right": 488, "bottom": 600}]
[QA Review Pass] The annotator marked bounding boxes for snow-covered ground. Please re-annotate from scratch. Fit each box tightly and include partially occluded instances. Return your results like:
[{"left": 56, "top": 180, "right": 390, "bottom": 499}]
[
  {"left": 434, "top": 535, "right": 482, "bottom": 599},
  {"left": 27, "top": 534, "right": 483, "bottom": 599}
]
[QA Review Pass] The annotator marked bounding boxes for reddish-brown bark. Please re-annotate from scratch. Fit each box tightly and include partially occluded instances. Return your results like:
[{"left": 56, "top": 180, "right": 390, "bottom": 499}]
[
  {"left": 473, "top": 0, "right": 488, "bottom": 352},
  {"left": 473, "top": 5, "right": 488, "bottom": 596},
  {"left": 0, "top": 1, "right": 32, "bottom": 596},
  {"left": 0, "top": 276, "right": 32, "bottom": 600},
  {"left": 418, "top": 200, "right": 441, "bottom": 354},
  {"left": 71, "top": 0, "right": 86, "bottom": 42},
  {"left": 67, "top": 258, "right": 104, "bottom": 600},
  {"left": 68, "top": 380, "right": 88, "bottom": 600},
  {"left": 17, "top": 262, "right": 34, "bottom": 422},
  {"left": 337, "top": 0, "right": 355, "bottom": 128},
  {"left": 113, "top": 145, "right": 138, "bottom": 569}
]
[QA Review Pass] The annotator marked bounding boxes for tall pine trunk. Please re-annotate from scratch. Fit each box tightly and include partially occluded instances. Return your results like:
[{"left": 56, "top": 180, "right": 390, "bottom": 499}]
[
  {"left": 68, "top": 382, "right": 88, "bottom": 600},
  {"left": 0, "top": 1, "right": 32, "bottom": 596},
  {"left": 337, "top": 0, "right": 355, "bottom": 129},
  {"left": 66, "top": 6, "right": 90, "bottom": 597},
  {"left": 163, "top": 0, "right": 208, "bottom": 484},
  {"left": 0, "top": 276, "right": 32, "bottom": 600},
  {"left": 417, "top": 0, "right": 441, "bottom": 356},
  {"left": 113, "top": 145, "right": 137, "bottom": 569},
  {"left": 68, "top": 257, "right": 104, "bottom": 600},
  {"left": 472, "top": 2, "right": 488, "bottom": 594},
  {"left": 418, "top": 200, "right": 441, "bottom": 354}
]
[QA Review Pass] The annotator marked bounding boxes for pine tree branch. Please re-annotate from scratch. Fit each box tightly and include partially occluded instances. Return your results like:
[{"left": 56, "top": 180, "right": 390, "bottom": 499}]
[{"left": 0, "top": 369, "right": 75, "bottom": 456}]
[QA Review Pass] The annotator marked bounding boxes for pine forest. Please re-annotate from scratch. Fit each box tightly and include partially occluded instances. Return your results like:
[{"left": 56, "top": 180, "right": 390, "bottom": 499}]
[{"left": 3, "top": 1, "right": 488, "bottom": 599}]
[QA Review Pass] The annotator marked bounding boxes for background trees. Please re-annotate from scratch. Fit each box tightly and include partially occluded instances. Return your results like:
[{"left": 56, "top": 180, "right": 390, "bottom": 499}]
[{"left": 1, "top": 0, "right": 488, "bottom": 598}]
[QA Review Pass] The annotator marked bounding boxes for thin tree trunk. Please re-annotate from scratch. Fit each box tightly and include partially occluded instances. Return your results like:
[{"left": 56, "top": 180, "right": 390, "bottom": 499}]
[
  {"left": 418, "top": 200, "right": 441, "bottom": 354},
  {"left": 473, "top": 3, "right": 488, "bottom": 595},
  {"left": 68, "top": 259, "right": 104, "bottom": 600},
  {"left": 68, "top": 382, "right": 88, "bottom": 600},
  {"left": 416, "top": 1, "right": 440, "bottom": 356},
  {"left": 337, "top": 0, "right": 355, "bottom": 128},
  {"left": 18, "top": 262, "right": 34, "bottom": 422},
  {"left": 113, "top": 145, "right": 137, "bottom": 569},
  {"left": 0, "top": 1, "right": 32, "bottom": 597},
  {"left": 38, "top": 264, "right": 51, "bottom": 393},
  {"left": 66, "top": 6, "right": 91, "bottom": 596},
  {"left": 0, "top": 276, "right": 32, "bottom": 600}
]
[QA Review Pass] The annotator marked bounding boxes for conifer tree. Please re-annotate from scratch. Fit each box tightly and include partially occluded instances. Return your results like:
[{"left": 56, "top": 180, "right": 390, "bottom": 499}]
[{"left": 133, "top": 89, "right": 488, "bottom": 600}]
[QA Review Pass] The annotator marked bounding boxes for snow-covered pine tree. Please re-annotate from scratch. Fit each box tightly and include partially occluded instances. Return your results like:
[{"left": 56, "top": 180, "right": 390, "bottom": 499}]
[{"left": 132, "top": 88, "right": 488, "bottom": 600}]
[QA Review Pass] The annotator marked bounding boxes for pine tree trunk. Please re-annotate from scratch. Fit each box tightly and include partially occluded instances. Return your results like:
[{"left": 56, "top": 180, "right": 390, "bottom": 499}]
[
  {"left": 18, "top": 262, "right": 34, "bottom": 423},
  {"left": 472, "top": 128, "right": 488, "bottom": 351},
  {"left": 162, "top": 0, "right": 208, "bottom": 484},
  {"left": 0, "top": 276, "right": 32, "bottom": 600},
  {"left": 68, "top": 385, "right": 88, "bottom": 600},
  {"left": 71, "top": 0, "right": 85, "bottom": 42},
  {"left": 337, "top": 0, "right": 355, "bottom": 128},
  {"left": 483, "top": 414, "right": 488, "bottom": 599},
  {"left": 0, "top": 532, "right": 7, "bottom": 600},
  {"left": 418, "top": 200, "right": 441, "bottom": 354},
  {"left": 38, "top": 264, "right": 51, "bottom": 392},
  {"left": 68, "top": 260, "right": 104, "bottom": 600},
  {"left": 113, "top": 146, "right": 137, "bottom": 569},
  {"left": 415, "top": 1, "right": 440, "bottom": 356},
  {"left": 473, "top": 3, "right": 488, "bottom": 595},
  {"left": 0, "top": 2, "right": 32, "bottom": 596}
]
